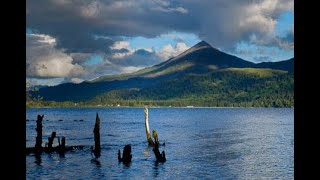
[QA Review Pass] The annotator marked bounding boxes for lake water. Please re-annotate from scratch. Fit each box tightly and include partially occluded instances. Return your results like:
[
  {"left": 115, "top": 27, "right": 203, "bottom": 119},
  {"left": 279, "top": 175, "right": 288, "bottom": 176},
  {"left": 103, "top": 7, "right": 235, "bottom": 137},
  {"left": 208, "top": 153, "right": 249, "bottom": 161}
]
[{"left": 26, "top": 108, "right": 294, "bottom": 179}]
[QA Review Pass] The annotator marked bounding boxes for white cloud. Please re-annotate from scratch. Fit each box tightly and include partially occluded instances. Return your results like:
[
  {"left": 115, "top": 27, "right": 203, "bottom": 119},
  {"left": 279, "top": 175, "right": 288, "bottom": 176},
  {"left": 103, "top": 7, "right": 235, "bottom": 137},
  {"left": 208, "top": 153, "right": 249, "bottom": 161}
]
[
  {"left": 152, "top": 6, "right": 188, "bottom": 14},
  {"left": 111, "top": 41, "right": 130, "bottom": 50},
  {"left": 156, "top": 42, "right": 189, "bottom": 60},
  {"left": 240, "top": 0, "right": 293, "bottom": 35},
  {"left": 110, "top": 41, "right": 134, "bottom": 58},
  {"left": 119, "top": 66, "right": 145, "bottom": 73},
  {"left": 70, "top": 78, "right": 84, "bottom": 84},
  {"left": 27, "top": 33, "right": 85, "bottom": 78},
  {"left": 33, "top": 54, "right": 84, "bottom": 77},
  {"left": 28, "top": 33, "right": 56, "bottom": 45}
]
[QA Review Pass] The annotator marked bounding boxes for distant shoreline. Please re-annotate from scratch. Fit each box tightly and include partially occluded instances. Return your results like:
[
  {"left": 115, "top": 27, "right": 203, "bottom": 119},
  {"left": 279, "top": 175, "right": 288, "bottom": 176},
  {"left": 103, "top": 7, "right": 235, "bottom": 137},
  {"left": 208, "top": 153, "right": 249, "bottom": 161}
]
[{"left": 27, "top": 106, "right": 294, "bottom": 109}]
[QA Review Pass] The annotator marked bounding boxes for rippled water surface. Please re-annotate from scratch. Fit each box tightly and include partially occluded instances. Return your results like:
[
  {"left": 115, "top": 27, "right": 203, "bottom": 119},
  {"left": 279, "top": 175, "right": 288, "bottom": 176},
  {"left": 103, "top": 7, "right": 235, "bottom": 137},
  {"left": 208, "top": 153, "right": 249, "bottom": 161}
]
[{"left": 26, "top": 108, "right": 293, "bottom": 179}]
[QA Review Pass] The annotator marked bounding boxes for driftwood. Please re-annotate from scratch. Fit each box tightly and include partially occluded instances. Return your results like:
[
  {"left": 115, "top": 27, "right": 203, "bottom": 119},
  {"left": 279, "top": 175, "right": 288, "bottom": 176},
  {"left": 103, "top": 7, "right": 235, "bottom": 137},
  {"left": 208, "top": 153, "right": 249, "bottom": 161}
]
[
  {"left": 118, "top": 144, "right": 132, "bottom": 164},
  {"left": 92, "top": 113, "right": 101, "bottom": 157}
]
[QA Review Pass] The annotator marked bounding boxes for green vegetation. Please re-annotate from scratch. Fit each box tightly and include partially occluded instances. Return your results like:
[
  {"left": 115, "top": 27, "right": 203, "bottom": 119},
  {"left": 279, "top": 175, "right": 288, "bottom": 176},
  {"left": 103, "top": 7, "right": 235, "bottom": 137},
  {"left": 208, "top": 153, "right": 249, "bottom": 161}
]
[
  {"left": 27, "top": 68, "right": 294, "bottom": 108},
  {"left": 223, "top": 68, "right": 287, "bottom": 77},
  {"left": 145, "top": 62, "right": 194, "bottom": 78}
]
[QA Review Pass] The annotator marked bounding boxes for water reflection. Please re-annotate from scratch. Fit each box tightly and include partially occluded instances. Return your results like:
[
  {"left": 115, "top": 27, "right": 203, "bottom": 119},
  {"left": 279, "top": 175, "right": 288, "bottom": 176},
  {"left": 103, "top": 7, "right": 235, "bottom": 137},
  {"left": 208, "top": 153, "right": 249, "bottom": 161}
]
[
  {"left": 34, "top": 153, "right": 42, "bottom": 166},
  {"left": 153, "top": 161, "right": 159, "bottom": 177},
  {"left": 143, "top": 147, "right": 152, "bottom": 157},
  {"left": 122, "top": 162, "right": 131, "bottom": 168},
  {"left": 59, "top": 152, "right": 65, "bottom": 158},
  {"left": 153, "top": 161, "right": 165, "bottom": 178},
  {"left": 91, "top": 158, "right": 101, "bottom": 167}
]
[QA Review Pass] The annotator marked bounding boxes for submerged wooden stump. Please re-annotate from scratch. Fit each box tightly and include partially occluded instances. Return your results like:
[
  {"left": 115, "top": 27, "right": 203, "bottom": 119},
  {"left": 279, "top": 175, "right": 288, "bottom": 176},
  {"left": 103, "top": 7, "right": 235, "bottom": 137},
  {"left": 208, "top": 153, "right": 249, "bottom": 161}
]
[
  {"left": 118, "top": 144, "right": 132, "bottom": 164},
  {"left": 143, "top": 108, "right": 167, "bottom": 162},
  {"left": 27, "top": 114, "right": 86, "bottom": 155},
  {"left": 152, "top": 130, "right": 166, "bottom": 162},
  {"left": 153, "top": 144, "right": 166, "bottom": 163},
  {"left": 93, "top": 113, "right": 101, "bottom": 157},
  {"left": 35, "top": 114, "right": 44, "bottom": 153},
  {"left": 57, "top": 137, "right": 66, "bottom": 155},
  {"left": 47, "top": 131, "right": 56, "bottom": 152}
]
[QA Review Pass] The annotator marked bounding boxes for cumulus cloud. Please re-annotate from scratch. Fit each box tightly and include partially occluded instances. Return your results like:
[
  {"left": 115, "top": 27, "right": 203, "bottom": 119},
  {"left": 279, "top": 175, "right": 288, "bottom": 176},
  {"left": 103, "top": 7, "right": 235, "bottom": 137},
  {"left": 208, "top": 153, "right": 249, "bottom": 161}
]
[
  {"left": 110, "top": 41, "right": 135, "bottom": 58},
  {"left": 97, "top": 41, "right": 164, "bottom": 74},
  {"left": 70, "top": 78, "right": 85, "bottom": 84},
  {"left": 26, "top": 33, "right": 85, "bottom": 78},
  {"left": 156, "top": 42, "right": 189, "bottom": 60},
  {"left": 249, "top": 29, "right": 294, "bottom": 50}
]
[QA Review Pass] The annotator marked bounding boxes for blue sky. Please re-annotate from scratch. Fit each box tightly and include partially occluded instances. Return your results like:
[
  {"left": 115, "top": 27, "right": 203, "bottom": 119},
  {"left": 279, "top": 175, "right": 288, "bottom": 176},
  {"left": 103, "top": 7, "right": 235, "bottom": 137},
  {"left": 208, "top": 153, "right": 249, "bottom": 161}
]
[
  {"left": 276, "top": 11, "right": 294, "bottom": 37},
  {"left": 26, "top": 0, "right": 294, "bottom": 86}
]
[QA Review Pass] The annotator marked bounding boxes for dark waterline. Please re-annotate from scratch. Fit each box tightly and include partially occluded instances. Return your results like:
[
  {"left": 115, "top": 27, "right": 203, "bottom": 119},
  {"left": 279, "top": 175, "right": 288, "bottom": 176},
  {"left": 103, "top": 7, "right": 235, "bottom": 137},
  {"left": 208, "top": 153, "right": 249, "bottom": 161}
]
[{"left": 26, "top": 108, "right": 293, "bottom": 179}]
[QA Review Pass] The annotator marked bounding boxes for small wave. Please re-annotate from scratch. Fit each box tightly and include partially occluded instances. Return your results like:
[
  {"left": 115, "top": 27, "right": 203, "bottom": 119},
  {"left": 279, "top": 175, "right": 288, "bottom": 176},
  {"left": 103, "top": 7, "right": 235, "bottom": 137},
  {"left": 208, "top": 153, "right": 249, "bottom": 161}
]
[{"left": 107, "top": 134, "right": 118, "bottom": 137}]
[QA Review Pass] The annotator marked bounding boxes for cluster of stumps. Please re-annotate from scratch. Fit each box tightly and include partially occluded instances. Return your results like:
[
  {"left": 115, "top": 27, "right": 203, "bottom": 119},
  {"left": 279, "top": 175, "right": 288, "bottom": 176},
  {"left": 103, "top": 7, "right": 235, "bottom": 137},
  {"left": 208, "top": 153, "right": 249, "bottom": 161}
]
[{"left": 26, "top": 108, "right": 166, "bottom": 165}]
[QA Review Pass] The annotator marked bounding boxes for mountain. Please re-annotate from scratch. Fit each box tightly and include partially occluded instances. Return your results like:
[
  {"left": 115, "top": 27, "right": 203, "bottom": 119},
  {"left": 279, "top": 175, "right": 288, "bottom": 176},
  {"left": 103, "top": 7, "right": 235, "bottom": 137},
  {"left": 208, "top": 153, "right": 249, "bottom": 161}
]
[
  {"left": 254, "top": 58, "right": 294, "bottom": 73},
  {"left": 29, "top": 41, "right": 294, "bottom": 106},
  {"left": 92, "top": 41, "right": 255, "bottom": 82}
]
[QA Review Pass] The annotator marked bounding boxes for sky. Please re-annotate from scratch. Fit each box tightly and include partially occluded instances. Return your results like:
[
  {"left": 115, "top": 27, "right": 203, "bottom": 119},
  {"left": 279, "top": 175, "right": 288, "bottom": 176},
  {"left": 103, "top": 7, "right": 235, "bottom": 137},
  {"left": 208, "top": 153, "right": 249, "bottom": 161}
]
[{"left": 26, "top": 0, "right": 294, "bottom": 86}]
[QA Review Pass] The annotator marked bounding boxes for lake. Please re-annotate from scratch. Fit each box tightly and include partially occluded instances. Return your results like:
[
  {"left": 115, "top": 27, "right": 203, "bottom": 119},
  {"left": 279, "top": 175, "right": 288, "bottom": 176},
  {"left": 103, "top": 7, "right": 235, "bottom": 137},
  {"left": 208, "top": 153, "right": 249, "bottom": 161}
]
[{"left": 26, "top": 108, "right": 294, "bottom": 179}]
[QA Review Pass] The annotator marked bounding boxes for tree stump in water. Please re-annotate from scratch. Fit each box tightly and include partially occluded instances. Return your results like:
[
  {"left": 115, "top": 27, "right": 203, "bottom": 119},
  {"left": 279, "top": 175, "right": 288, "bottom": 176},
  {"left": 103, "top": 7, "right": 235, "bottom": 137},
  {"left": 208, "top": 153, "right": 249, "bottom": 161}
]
[
  {"left": 47, "top": 131, "right": 56, "bottom": 152},
  {"left": 35, "top": 114, "right": 44, "bottom": 153},
  {"left": 118, "top": 144, "right": 132, "bottom": 164},
  {"left": 27, "top": 114, "right": 87, "bottom": 155},
  {"left": 57, "top": 137, "right": 66, "bottom": 155},
  {"left": 153, "top": 144, "right": 166, "bottom": 163},
  {"left": 93, "top": 113, "right": 101, "bottom": 157},
  {"left": 144, "top": 108, "right": 155, "bottom": 146},
  {"left": 152, "top": 130, "right": 166, "bottom": 162}
]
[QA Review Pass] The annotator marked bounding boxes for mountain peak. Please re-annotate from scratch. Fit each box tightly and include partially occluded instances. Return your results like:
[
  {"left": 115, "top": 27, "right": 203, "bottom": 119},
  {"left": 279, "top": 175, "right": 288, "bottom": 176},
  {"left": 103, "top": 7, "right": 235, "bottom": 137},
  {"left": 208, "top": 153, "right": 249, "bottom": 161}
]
[{"left": 193, "top": 40, "right": 212, "bottom": 48}]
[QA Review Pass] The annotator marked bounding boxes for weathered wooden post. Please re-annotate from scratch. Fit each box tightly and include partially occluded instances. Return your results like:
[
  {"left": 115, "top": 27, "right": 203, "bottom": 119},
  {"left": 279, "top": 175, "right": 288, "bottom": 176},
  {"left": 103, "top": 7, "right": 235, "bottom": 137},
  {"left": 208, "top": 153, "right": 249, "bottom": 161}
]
[
  {"left": 152, "top": 130, "right": 166, "bottom": 162},
  {"left": 57, "top": 136, "right": 66, "bottom": 155},
  {"left": 61, "top": 137, "right": 66, "bottom": 148},
  {"left": 144, "top": 107, "right": 154, "bottom": 146},
  {"left": 118, "top": 144, "right": 132, "bottom": 164},
  {"left": 93, "top": 113, "right": 101, "bottom": 157},
  {"left": 35, "top": 114, "right": 44, "bottom": 153},
  {"left": 47, "top": 131, "right": 56, "bottom": 152},
  {"left": 153, "top": 144, "right": 166, "bottom": 163}
]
